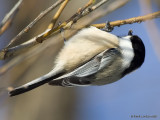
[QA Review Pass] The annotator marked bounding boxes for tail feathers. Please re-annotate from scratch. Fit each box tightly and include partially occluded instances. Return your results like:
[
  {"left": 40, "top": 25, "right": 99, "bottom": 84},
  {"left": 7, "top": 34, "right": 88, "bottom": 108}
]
[{"left": 9, "top": 71, "right": 57, "bottom": 97}]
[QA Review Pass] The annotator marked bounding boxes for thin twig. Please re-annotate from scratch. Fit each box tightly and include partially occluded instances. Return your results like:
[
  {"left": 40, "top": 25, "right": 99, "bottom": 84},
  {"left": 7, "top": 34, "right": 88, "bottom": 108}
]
[
  {"left": 37, "top": 0, "right": 109, "bottom": 42},
  {"left": 92, "top": 10, "right": 160, "bottom": 28},
  {"left": 42, "top": 0, "right": 94, "bottom": 39},
  {"left": 70, "top": 0, "right": 109, "bottom": 23},
  {"left": 66, "top": 0, "right": 94, "bottom": 23},
  {"left": 47, "top": 0, "right": 69, "bottom": 30},
  {"left": 0, "top": 0, "right": 129, "bottom": 75},
  {"left": 0, "top": 0, "right": 23, "bottom": 36},
  {"left": 6, "top": 0, "right": 65, "bottom": 48},
  {"left": 0, "top": 0, "right": 110, "bottom": 60},
  {"left": 83, "top": 0, "right": 109, "bottom": 17},
  {"left": 0, "top": 29, "right": 51, "bottom": 60},
  {"left": 79, "top": 0, "right": 94, "bottom": 12}
]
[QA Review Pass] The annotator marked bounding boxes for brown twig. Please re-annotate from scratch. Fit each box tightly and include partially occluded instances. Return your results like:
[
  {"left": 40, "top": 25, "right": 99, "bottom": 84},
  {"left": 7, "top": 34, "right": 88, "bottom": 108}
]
[
  {"left": 0, "top": 0, "right": 100, "bottom": 60},
  {"left": 92, "top": 10, "right": 160, "bottom": 28},
  {"left": 42, "top": 0, "right": 94, "bottom": 39},
  {"left": 47, "top": 0, "right": 69, "bottom": 30},
  {"left": 0, "top": 29, "right": 51, "bottom": 60},
  {"left": 6, "top": 0, "right": 65, "bottom": 48},
  {"left": 0, "top": 0, "right": 109, "bottom": 60},
  {"left": 66, "top": 0, "right": 94, "bottom": 23},
  {"left": 36, "top": 0, "right": 109, "bottom": 43},
  {"left": 0, "top": 0, "right": 129, "bottom": 75},
  {"left": 79, "top": 0, "right": 94, "bottom": 12},
  {"left": 70, "top": 0, "right": 108, "bottom": 23},
  {"left": 0, "top": 0, "right": 23, "bottom": 36}
]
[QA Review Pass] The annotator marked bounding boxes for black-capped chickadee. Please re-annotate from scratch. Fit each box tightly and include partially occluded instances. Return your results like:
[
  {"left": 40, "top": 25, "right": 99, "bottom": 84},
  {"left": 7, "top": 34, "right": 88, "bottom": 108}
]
[{"left": 9, "top": 26, "right": 145, "bottom": 96}]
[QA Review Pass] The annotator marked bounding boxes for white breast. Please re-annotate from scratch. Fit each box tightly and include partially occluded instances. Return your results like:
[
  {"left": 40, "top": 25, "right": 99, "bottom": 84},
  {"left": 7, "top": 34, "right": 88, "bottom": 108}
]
[{"left": 54, "top": 27, "right": 119, "bottom": 71}]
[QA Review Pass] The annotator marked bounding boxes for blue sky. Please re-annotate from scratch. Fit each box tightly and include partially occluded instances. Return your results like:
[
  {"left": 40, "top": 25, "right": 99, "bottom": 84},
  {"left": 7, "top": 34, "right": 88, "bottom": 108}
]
[{"left": 74, "top": 0, "right": 160, "bottom": 120}]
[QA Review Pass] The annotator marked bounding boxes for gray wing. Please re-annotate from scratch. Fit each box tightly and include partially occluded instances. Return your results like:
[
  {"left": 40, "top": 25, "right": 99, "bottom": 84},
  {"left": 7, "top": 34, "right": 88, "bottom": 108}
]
[{"left": 49, "top": 48, "right": 119, "bottom": 86}]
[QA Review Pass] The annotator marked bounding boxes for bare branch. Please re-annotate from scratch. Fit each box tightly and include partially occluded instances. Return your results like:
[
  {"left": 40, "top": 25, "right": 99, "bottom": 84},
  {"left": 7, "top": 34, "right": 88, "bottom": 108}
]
[
  {"left": 43, "top": 0, "right": 94, "bottom": 38},
  {"left": 0, "top": 0, "right": 129, "bottom": 75},
  {"left": 0, "top": 29, "right": 50, "bottom": 60},
  {"left": 47, "top": 0, "right": 69, "bottom": 30},
  {"left": 0, "top": 0, "right": 111, "bottom": 60},
  {"left": 6, "top": 0, "right": 65, "bottom": 48},
  {"left": 36, "top": 0, "right": 110, "bottom": 43},
  {"left": 66, "top": 0, "right": 94, "bottom": 23},
  {"left": 0, "top": 0, "right": 23, "bottom": 36},
  {"left": 74, "top": 0, "right": 110, "bottom": 22},
  {"left": 92, "top": 10, "right": 160, "bottom": 28},
  {"left": 80, "top": 0, "right": 95, "bottom": 11}
]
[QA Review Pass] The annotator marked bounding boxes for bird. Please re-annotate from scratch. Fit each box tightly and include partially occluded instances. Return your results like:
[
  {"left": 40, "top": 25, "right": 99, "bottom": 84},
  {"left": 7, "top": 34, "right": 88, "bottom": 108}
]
[{"left": 9, "top": 26, "right": 145, "bottom": 97}]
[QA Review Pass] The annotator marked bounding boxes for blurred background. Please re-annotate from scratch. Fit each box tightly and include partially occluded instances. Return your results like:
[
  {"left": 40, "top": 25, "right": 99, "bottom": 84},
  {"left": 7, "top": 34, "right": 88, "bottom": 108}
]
[{"left": 0, "top": 0, "right": 160, "bottom": 120}]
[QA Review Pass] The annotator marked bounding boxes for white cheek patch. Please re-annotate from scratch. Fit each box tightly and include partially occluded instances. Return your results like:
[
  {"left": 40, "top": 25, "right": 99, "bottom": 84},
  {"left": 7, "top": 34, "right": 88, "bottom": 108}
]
[{"left": 119, "top": 37, "right": 134, "bottom": 68}]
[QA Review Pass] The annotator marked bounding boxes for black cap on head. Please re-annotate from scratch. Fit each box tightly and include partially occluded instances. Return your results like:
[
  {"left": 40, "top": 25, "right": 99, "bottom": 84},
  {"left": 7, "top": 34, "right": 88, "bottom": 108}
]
[{"left": 122, "top": 35, "right": 145, "bottom": 77}]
